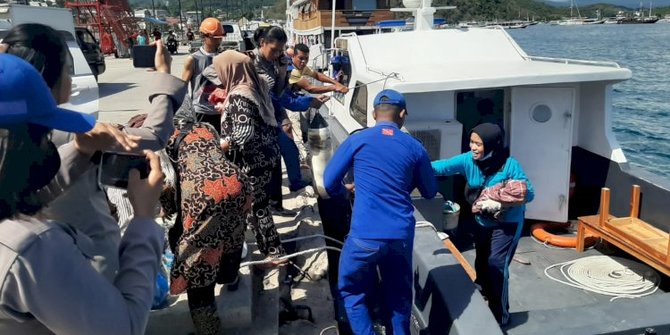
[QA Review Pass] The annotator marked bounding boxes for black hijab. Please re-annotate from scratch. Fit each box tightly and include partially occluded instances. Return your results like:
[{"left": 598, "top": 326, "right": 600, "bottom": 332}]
[{"left": 471, "top": 123, "right": 509, "bottom": 176}]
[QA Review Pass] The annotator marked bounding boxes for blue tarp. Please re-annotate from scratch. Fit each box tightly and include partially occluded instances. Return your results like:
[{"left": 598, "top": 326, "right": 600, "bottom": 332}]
[
  {"left": 377, "top": 20, "right": 407, "bottom": 28},
  {"left": 144, "top": 17, "right": 168, "bottom": 25}
]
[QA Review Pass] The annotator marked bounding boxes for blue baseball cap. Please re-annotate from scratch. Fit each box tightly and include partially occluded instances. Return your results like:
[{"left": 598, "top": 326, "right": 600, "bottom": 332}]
[
  {"left": 0, "top": 54, "right": 96, "bottom": 133},
  {"left": 373, "top": 89, "right": 406, "bottom": 110}
]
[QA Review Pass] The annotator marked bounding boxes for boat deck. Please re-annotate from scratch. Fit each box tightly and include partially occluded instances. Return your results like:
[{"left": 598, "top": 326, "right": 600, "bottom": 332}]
[{"left": 456, "top": 230, "right": 670, "bottom": 335}]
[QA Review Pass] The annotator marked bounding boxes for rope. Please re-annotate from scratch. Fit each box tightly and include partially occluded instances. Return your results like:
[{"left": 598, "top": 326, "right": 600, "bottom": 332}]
[
  {"left": 239, "top": 246, "right": 343, "bottom": 268},
  {"left": 349, "top": 72, "right": 400, "bottom": 90},
  {"left": 247, "top": 233, "right": 345, "bottom": 247},
  {"left": 320, "top": 325, "right": 338, "bottom": 335},
  {"left": 544, "top": 255, "right": 660, "bottom": 301}
]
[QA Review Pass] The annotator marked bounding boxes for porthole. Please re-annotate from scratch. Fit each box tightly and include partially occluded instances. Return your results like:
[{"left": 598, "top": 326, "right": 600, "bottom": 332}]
[{"left": 531, "top": 104, "right": 552, "bottom": 123}]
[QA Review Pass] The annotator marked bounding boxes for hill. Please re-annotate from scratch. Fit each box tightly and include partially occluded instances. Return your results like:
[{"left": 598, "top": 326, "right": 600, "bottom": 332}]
[
  {"left": 543, "top": 0, "right": 670, "bottom": 8},
  {"left": 126, "top": 0, "right": 670, "bottom": 23}
]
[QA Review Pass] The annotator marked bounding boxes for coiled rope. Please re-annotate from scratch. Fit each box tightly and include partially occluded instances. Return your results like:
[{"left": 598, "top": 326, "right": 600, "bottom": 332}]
[{"left": 544, "top": 255, "right": 660, "bottom": 301}]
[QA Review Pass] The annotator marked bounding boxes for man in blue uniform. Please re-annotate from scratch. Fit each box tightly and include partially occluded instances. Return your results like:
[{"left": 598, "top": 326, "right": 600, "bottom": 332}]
[{"left": 324, "top": 89, "right": 437, "bottom": 335}]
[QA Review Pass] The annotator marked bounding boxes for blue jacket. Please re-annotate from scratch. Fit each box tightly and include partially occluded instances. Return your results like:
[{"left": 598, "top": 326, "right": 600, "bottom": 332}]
[
  {"left": 324, "top": 121, "right": 437, "bottom": 240},
  {"left": 432, "top": 152, "right": 534, "bottom": 227},
  {"left": 271, "top": 89, "right": 313, "bottom": 124}
]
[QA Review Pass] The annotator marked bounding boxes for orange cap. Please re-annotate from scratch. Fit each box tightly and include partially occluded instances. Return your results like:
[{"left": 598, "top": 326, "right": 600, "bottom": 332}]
[{"left": 199, "top": 17, "right": 224, "bottom": 38}]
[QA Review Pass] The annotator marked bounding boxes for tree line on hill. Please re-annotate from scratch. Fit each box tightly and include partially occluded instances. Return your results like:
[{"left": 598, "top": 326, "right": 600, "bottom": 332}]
[{"left": 126, "top": 0, "right": 670, "bottom": 23}]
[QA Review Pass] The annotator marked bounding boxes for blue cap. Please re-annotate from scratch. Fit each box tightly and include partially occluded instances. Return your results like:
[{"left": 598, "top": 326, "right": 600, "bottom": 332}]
[
  {"left": 0, "top": 54, "right": 96, "bottom": 133},
  {"left": 373, "top": 89, "right": 406, "bottom": 110}
]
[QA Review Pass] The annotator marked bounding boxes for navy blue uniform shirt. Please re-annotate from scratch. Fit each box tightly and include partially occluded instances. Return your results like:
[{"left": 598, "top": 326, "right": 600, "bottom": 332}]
[{"left": 324, "top": 121, "right": 437, "bottom": 240}]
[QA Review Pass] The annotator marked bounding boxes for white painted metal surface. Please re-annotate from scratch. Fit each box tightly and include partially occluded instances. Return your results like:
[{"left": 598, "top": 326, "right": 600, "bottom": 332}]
[
  {"left": 347, "top": 29, "right": 631, "bottom": 93},
  {"left": 511, "top": 87, "right": 575, "bottom": 222},
  {"left": 0, "top": 4, "right": 99, "bottom": 119}
]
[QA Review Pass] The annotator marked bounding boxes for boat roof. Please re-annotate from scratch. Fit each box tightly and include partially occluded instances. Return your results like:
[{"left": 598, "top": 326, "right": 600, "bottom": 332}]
[{"left": 346, "top": 28, "right": 632, "bottom": 93}]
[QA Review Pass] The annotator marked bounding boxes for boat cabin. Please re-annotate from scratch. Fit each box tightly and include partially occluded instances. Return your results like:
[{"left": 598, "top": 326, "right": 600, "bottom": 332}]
[{"left": 323, "top": 27, "right": 636, "bottom": 225}]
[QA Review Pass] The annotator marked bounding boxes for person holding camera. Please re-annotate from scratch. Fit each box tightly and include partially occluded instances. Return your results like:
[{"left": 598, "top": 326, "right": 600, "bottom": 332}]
[
  {"left": 1, "top": 24, "right": 186, "bottom": 281},
  {"left": 0, "top": 53, "right": 166, "bottom": 335}
]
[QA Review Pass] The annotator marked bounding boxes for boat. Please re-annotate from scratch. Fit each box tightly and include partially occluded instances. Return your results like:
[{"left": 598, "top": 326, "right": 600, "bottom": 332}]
[
  {"left": 557, "top": 2, "right": 605, "bottom": 25},
  {"left": 482, "top": 20, "right": 529, "bottom": 29},
  {"left": 616, "top": 4, "right": 659, "bottom": 24},
  {"left": 285, "top": 0, "right": 452, "bottom": 70},
  {"left": 294, "top": 0, "right": 670, "bottom": 333},
  {"left": 285, "top": 0, "right": 394, "bottom": 70}
]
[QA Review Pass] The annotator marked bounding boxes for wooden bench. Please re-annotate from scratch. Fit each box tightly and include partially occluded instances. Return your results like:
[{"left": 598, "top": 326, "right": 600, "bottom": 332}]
[{"left": 576, "top": 185, "right": 670, "bottom": 277}]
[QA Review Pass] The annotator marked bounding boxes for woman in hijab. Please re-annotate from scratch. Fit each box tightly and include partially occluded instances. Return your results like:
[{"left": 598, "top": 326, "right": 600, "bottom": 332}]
[
  {"left": 214, "top": 50, "right": 286, "bottom": 266},
  {"left": 160, "top": 109, "right": 251, "bottom": 334},
  {"left": 432, "top": 123, "right": 534, "bottom": 326}
]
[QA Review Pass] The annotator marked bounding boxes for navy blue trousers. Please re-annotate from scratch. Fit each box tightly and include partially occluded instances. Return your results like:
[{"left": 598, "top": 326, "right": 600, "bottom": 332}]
[
  {"left": 472, "top": 221, "right": 523, "bottom": 326},
  {"left": 338, "top": 237, "right": 412, "bottom": 335},
  {"left": 270, "top": 128, "right": 303, "bottom": 205}
]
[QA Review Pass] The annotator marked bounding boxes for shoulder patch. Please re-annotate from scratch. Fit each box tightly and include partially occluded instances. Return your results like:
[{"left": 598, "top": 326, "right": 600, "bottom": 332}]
[{"left": 382, "top": 128, "right": 394, "bottom": 136}]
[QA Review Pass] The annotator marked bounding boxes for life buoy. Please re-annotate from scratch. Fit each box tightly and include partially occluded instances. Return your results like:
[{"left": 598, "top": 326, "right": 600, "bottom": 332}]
[{"left": 531, "top": 222, "right": 598, "bottom": 248}]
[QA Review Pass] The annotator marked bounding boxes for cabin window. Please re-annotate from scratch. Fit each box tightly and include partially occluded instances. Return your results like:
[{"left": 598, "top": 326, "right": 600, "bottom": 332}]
[
  {"left": 350, "top": 83, "right": 367, "bottom": 126},
  {"left": 333, "top": 51, "right": 351, "bottom": 105}
]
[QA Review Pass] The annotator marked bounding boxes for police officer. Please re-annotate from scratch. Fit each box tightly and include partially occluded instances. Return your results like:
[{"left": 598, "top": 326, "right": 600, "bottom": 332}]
[{"left": 324, "top": 89, "right": 437, "bottom": 335}]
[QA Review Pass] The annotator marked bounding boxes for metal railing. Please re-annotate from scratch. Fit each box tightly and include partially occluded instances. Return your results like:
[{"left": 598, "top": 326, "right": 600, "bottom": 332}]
[{"left": 525, "top": 55, "right": 622, "bottom": 68}]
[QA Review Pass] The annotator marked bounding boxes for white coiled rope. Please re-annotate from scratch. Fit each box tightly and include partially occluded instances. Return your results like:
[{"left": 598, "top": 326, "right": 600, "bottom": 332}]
[{"left": 544, "top": 255, "right": 660, "bottom": 301}]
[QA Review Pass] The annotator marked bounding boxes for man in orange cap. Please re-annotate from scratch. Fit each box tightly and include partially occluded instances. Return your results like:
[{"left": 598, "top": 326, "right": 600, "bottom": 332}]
[{"left": 181, "top": 18, "right": 225, "bottom": 126}]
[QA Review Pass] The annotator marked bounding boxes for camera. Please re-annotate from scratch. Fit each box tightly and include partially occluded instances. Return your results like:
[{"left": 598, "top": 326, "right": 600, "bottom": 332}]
[{"left": 98, "top": 152, "right": 150, "bottom": 189}]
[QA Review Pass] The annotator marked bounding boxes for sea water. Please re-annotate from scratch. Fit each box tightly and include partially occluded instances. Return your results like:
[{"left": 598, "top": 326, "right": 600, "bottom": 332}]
[{"left": 509, "top": 23, "right": 670, "bottom": 178}]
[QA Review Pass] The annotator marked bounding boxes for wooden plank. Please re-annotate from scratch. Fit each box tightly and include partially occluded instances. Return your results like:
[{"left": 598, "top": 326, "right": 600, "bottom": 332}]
[
  {"left": 630, "top": 185, "right": 641, "bottom": 218},
  {"left": 607, "top": 217, "right": 669, "bottom": 257},
  {"left": 599, "top": 188, "right": 610, "bottom": 227},
  {"left": 576, "top": 221, "right": 586, "bottom": 252},
  {"left": 443, "top": 238, "right": 477, "bottom": 282}
]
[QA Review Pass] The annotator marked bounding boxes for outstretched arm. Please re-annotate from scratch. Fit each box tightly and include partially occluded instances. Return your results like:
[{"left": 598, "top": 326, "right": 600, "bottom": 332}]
[
  {"left": 431, "top": 153, "right": 469, "bottom": 177},
  {"left": 414, "top": 150, "right": 438, "bottom": 199}
]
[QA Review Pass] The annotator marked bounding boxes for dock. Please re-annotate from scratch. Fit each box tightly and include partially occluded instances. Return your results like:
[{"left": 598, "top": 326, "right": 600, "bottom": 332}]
[{"left": 97, "top": 50, "right": 335, "bottom": 334}]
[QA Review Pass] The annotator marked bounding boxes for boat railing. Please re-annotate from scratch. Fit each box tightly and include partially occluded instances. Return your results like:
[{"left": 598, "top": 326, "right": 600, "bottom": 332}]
[
  {"left": 525, "top": 55, "right": 622, "bottom": 68},
  {"left": 310, "top": 47, "right": 337, "bottom": 70}
]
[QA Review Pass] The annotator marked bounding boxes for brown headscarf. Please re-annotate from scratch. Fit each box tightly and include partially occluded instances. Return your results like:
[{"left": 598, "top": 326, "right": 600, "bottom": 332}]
[{"left": 213, "top": 50, "right": 276, "bottom": 126}]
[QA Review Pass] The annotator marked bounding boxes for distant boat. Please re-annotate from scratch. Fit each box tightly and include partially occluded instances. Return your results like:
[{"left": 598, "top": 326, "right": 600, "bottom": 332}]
[
  {"left": 618, "top": 16, "right": 659, "bottom": 24},
  {"left": 483, "top": 20, "right": 530, "bottom": 29},
  {"left": 557, "top": 1, "right": 604, "bottom": 25},
  {"left": 616, "top": 3, "right": 659, "bottom": 24},
  {"left": 558, "top": 18, "right": 605, "bottom": 25}
]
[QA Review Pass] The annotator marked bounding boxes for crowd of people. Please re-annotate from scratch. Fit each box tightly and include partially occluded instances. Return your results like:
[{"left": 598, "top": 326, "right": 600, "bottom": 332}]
[{"left": 0, "top": 18, "right": 533, "bottom": 335}]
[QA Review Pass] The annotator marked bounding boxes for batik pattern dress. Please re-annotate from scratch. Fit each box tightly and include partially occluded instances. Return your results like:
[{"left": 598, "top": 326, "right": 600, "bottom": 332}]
[
  {"left": 164, "top": 122, "right": 252, "bottom": 294},
  {"left": 220, "top": 94, "right": 282, "bottom": 256}
]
